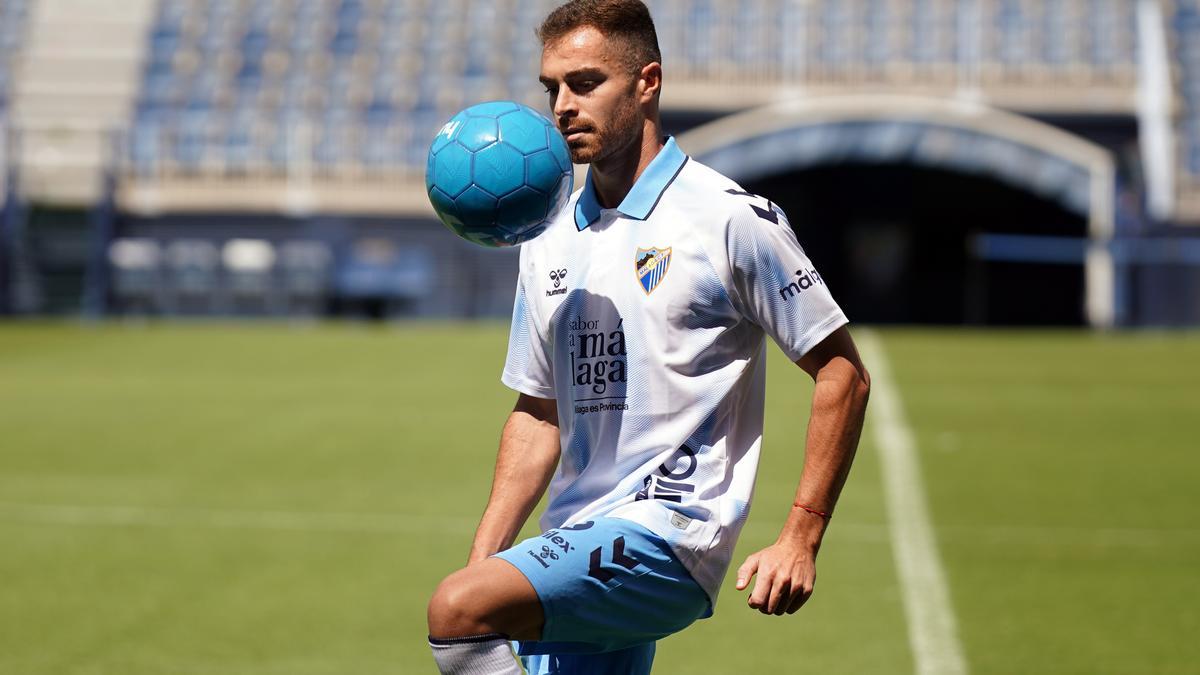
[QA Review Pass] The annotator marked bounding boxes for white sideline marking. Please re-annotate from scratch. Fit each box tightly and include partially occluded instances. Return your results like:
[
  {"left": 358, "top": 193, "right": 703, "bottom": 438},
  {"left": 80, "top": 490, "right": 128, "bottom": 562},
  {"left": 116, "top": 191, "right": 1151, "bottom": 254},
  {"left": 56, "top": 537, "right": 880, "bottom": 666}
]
[{"left": 857, "top": 331, "right": 969, "bottom": 675}]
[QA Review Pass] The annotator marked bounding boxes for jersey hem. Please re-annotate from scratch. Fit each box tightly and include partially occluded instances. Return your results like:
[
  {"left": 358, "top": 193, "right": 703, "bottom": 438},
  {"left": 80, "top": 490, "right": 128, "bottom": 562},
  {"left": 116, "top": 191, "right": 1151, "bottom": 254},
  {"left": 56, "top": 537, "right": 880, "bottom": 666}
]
[
  {"left": 500, "top": 371, "right": 555, "bottom": 400},
  {"left": 778, "top": 313, "right": 850, "bottom": 363},
  {"left": 603, "top": 512, "right": 717, "bottom": 610},
  {"left": 602, "top": 505, "right": 722, "bottom": 610}
]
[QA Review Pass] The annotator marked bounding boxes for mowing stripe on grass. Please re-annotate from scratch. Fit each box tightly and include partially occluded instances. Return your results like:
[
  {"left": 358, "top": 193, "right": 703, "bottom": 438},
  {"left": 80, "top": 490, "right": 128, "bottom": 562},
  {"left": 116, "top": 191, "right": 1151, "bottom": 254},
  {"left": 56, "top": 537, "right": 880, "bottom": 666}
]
[
  {"left": 858, "top": 331, "right": 969, "bottom": 675},
  {"left": 0, "top": 501, "right": 894, "bottom": 542},
  {"left": 0, "top": 502, "right": 480, "bottom": 535},
  {"left": 5, "top": 500, "right": 1189, "bottom": 548}
]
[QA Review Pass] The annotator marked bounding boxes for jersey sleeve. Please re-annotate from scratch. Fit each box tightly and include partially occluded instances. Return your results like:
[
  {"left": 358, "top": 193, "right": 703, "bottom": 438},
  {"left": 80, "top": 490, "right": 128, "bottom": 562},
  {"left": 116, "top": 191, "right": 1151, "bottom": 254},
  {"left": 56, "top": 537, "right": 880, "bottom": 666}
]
[
  {"left": 501, "top": 259, "right": 556, "bottom": 399},
  {"left": 724, "top": 197, "right": 848, "bottom": 362}
]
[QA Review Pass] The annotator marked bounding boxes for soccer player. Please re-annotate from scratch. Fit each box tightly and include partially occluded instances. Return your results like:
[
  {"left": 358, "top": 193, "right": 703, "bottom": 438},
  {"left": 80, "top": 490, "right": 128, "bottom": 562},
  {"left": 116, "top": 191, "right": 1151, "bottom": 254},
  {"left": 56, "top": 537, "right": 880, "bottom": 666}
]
[{"left": 427, "top": 1, "right": 870, "bottom": 672}]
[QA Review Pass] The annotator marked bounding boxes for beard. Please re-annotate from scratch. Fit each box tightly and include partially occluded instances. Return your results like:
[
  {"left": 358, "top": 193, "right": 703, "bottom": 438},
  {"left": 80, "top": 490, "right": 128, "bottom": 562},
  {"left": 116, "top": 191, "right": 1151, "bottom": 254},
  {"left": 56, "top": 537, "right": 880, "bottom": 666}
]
[{"left": 564, "top": 98, "right": 642, "bottom": 166}]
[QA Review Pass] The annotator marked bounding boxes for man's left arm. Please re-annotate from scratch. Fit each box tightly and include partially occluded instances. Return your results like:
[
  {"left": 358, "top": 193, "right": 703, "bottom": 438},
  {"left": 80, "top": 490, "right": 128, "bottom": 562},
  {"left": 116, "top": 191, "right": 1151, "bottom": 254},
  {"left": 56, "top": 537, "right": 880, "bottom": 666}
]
[{"left": 735, "top": 325, "right": 870, "bottom": 615}]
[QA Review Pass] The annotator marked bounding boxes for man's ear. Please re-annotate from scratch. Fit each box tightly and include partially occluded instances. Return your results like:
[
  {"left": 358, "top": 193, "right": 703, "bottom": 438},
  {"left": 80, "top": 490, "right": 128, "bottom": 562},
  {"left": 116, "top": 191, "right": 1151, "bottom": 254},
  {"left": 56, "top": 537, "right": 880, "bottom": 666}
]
[{"left": 639, "top": 62, "right": 662, "bottom": 103}]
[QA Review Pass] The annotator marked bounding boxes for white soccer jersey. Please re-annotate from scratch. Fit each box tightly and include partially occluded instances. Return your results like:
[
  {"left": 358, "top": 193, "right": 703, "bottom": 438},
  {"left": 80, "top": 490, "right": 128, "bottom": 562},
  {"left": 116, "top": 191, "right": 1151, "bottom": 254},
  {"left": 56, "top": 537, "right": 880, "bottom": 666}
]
[{"left": 502, "top": 137, "right": 848, "bottom": 604}]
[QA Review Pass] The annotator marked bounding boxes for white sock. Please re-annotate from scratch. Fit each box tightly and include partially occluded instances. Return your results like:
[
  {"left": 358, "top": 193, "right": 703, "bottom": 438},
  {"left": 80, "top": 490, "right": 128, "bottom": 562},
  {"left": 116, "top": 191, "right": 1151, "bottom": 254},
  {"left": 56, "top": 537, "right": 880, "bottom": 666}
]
[{"left": 428, "top": 633, "right": 523, "bottom": 675}]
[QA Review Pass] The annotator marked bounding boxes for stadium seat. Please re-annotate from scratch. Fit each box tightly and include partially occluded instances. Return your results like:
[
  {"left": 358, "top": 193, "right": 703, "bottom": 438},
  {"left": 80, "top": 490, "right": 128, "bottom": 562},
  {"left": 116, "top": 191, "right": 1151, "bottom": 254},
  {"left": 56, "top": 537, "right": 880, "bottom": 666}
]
[
  {"left": 0, "top": 0, "right": 31, "bottom": 111},
  {"left": 121, "top": 0, "right": 1151, "bottom": 180},
  {"left": 1172, "top": 0, "right": 1200, "bottom": 181},
  {"left": 279, "top": 240, "right": 333, "bottom": 314},
  {"left": 130, "top": 119, "right": 163, "bottom": 177},
  {"left": 222, "top": 238, "right": 278, "bottom": 314},
  {"left": 336, "top": 238, "right": 434, "bottom": 314},
  {"left": 164, "top": 239, "right": 221, "bottom": 315},
  {"left": 108, "top": 238, "right": 163, "bottom": 314}
]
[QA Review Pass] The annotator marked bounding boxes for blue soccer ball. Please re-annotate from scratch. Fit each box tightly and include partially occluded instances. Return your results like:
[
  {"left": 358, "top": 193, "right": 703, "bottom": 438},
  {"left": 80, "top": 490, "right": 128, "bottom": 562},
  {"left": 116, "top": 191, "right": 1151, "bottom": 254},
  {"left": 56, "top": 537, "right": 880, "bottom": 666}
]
[{"left": 425, "top": 101, "right": 574, "bottom": 247}]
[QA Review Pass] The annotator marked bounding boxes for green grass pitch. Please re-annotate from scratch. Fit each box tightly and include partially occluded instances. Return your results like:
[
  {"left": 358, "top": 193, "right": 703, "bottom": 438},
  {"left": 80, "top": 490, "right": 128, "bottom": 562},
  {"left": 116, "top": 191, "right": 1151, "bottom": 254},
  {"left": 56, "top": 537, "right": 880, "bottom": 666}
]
[{"left": 1, "top": 322, "right": 1197, "bottom": 673}]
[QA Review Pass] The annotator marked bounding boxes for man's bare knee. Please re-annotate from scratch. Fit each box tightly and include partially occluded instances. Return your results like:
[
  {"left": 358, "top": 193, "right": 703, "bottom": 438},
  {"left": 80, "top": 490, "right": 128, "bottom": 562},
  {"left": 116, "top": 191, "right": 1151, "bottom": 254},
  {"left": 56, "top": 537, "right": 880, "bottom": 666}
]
[
  {"left": 426, "top": 560, "right": 543, "bottom": 640},
  {"left": 427, "top": 574, "right": 483, "bottom": 637}
]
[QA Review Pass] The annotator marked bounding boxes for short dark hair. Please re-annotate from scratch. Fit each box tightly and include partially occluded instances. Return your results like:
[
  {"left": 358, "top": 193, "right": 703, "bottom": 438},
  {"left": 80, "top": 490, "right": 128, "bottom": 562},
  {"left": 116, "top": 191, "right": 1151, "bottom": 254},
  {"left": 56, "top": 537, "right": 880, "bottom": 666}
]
[{"left": 537, "top": 0, "right": 662, "bottom": 75}]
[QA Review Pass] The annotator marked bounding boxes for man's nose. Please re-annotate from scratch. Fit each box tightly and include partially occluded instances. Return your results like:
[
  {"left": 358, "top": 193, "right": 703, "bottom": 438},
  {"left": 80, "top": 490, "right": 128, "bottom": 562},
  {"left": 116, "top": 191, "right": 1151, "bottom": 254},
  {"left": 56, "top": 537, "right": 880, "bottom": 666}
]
[{"left": 553, "top": 88, "right": 577, "bottom": 120}]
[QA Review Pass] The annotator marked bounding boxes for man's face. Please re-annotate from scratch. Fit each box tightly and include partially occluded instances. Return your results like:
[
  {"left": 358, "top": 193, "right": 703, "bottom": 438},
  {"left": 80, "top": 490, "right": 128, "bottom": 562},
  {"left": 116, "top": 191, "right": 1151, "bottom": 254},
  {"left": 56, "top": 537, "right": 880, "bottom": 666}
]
[{"left": 539, "top": 26, "right": 643, "bottom": 165}]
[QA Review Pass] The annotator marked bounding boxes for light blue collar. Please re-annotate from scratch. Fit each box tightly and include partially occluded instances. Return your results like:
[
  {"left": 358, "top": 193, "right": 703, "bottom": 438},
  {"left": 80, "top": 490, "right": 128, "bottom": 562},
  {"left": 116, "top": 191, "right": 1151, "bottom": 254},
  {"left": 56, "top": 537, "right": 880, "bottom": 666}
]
[{"left": 574, "top": 137, "right": 689, "bottom": 231}]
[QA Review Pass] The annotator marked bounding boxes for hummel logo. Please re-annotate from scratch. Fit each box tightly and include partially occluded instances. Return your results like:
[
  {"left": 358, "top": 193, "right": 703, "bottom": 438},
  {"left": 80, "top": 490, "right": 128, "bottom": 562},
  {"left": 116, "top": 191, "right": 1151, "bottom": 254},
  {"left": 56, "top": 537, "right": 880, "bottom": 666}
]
[{"left": 546, "top": 268, "right": 568, "bottom": 297}]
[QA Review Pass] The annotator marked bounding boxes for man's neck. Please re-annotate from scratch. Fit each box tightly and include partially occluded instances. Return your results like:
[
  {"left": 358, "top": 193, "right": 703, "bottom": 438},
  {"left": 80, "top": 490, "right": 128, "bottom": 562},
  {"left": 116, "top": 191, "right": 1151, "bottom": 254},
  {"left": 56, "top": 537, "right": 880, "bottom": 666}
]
[{"left": 590, "top": 120, "right": 665, "bottom": 210}]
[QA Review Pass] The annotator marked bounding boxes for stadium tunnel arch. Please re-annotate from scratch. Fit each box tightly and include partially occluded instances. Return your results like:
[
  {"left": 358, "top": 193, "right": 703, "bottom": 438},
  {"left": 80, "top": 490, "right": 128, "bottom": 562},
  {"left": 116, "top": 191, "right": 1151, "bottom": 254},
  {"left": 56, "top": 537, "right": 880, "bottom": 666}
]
[{"left": 674, "top": 95, "right": 1116, "bottom": 328}]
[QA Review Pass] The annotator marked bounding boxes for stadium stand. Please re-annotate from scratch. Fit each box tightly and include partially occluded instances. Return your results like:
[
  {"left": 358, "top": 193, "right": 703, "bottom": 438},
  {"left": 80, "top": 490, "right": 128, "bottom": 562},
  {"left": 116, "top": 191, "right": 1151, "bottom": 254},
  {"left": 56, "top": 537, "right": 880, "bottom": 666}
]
[
  {"left": 124, "top": 0, "right": 1147, "bottom": 187},
  {"left": 1173, "top": 0, "right": 1200, "bottom": 215},
  {"left": 1, "top": 0, "right": 1198, "bottom": 322},
  {"left": 0, "top": 0, "right": 30, "bottom": 308},
  {"left": 0, "top": 0, "right": 30, "bottom": 109},
  {"left": 0, "top": 0, "right": 30, "bottom": 187},
  {"left": 10, "top": 0, "right": 157, "bottom": 204}
]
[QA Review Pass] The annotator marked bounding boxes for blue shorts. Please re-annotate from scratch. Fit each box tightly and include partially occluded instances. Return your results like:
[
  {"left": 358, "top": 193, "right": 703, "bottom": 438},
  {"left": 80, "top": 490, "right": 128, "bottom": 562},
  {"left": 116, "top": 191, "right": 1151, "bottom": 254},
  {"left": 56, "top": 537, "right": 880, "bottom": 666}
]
[
  {"left": 493, "top": 516, "right": 710, "bottom": 667},
  {"left": 518, "top": 644, "right": 656, "bottom": 675}
]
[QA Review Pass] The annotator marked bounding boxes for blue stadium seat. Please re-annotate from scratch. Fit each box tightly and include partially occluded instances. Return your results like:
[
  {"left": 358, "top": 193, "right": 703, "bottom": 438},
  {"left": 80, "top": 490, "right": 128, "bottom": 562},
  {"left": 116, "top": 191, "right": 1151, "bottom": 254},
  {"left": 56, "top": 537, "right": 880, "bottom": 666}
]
[
  {"left": 109, "top": 238, "right": 165, "bottom": 313},
  {"left": 1173, "top": 1, "right": 1200, "bottom": 179},
  {"left": 1, "top": 0, "right": 32, "bottom": 111},
  {"left": 1040, "top": 0, "right": 1069, "bottom": 65},
  {"left": 121, "top": 0, "right": 1156, "bottom": 179},
  {"left": 174, "top": 111, "right": 212, "bottom": 172},
  {"left": 224, "top": 124, "right": 254, "bottom": 173},
  {"left": 164, "top": 239, "right": 222, "bottom": 314},
  {"left": 279, "top": 240, "right": 333, "bottom": 313},
  {"left": 130, "top": 120, "right": 162, "bottom": 177},
  {"left": 863, "top": 0, "right": 891, "bottom": 67},
  {"left": 150, "top": 27, "right": 182, "bottom": 62}
]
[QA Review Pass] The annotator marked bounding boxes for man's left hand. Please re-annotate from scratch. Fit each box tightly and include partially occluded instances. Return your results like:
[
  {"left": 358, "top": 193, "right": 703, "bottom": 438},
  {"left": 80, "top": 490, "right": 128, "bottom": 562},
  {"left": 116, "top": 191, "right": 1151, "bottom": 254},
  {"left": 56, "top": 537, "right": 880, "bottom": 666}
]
[{"left": 735, "top": 539, "right": 818, "bottom": 615}]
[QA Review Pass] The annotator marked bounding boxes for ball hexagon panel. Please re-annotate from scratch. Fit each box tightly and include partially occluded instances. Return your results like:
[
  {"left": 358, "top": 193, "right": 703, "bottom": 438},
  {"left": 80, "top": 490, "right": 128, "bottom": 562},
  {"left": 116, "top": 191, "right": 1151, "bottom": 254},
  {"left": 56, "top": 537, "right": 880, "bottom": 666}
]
[
  {"left": 547, "top": 173, "right": 572, "bottom": 216},
  {"left": 498, "top": 187, "right": 553, "bottom": 236},
  {"left": 500, "top": 108, "right": 553, "bottom": 156},
  {"left": 525, "top": 149, "right": 567, "bottom": 194},
  {"left": 430, "top": 142, "right": 473, "bottom": 198},
  {"left": 425, "top": 148, "right": 438, "bottom": 187},
  {"left": 427, "top": 184, "right": 457, "bottom": 219},
  {"left": 468, "top": 100, "right": 522, "bottom": 118},
  {"left": 466, "top": 229, "right": 505, "bottom": 247},
  {"left": 549, "top": 131, "right": 573, "bottom": 173},
  {"left": 455, "top": 184, "right": 501, "bottom": 225},
  {"left": 429, "top": 189, "right": 470, "bottom": 240},
  {"left": 473, "top": 141, "right": 528, "bottom": 198},
  {"left": 455, "top": 116, "right": 500, "bottom": 153},
  {"left": 481, "top": 226, "right": 517, "bottom": 246},
  {"left": 429, "top": 116, "right": 462, "bottom": 156}
]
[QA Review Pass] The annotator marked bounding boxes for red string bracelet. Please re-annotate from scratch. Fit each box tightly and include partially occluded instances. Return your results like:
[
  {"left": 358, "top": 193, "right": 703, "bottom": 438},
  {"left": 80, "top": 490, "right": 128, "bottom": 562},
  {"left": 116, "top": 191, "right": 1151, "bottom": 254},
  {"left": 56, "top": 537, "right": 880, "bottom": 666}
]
[{"left": 793, "top": 502, "right": 832, "bottom": 519}]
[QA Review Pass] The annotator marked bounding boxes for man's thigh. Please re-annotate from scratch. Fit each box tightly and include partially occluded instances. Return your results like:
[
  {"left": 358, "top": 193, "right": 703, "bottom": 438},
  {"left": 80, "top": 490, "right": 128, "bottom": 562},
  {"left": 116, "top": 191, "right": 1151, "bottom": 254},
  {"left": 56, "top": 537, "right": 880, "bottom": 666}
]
[
  {"left": 493, "top": 516, "right": 710, "bottom": 656},
  {"left": 429, "top": 557, "right": 544, "bottom": 640}
]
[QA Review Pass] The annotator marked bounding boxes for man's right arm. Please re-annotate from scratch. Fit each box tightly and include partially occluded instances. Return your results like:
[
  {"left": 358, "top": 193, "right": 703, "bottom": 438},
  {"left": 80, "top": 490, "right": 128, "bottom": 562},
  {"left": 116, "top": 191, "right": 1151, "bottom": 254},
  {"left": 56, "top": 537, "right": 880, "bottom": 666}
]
[{"left": 466, "top": 393, "right": 561, "bottom": 565}]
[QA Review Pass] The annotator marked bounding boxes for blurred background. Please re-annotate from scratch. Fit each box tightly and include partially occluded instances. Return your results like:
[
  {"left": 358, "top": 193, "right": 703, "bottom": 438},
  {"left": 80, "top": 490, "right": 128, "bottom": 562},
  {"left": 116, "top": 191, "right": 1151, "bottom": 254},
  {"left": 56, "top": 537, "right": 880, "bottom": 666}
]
[
  {"left": 0, "top": 0, "right": 1197, "bottom": 324},
  {"left": 1, "top": 2, "right": 1198, "bottom": 674}
]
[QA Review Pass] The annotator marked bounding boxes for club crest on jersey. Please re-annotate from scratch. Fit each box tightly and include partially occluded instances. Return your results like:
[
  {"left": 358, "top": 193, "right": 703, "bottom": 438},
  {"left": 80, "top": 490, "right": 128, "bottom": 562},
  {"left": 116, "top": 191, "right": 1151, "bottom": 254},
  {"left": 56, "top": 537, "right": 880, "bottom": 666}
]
[{"left": 635, "top": 246, "right": 672, "bottom": 295}]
